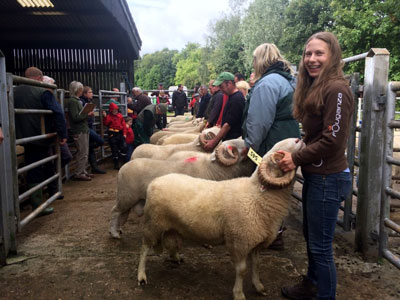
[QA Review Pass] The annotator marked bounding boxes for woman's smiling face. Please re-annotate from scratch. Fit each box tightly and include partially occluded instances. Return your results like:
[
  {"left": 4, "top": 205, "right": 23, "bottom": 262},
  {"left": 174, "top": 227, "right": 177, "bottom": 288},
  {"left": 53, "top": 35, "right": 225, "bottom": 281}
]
[{"left": 304, "top": 38, "right": 331, "bottom": 78}]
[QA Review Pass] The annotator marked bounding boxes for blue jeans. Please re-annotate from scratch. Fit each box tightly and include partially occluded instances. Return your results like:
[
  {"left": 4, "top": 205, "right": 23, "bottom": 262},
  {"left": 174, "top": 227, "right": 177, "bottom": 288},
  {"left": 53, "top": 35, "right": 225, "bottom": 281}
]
[{"left": 302, "top": 170, "right": 352, "bottom": 300}]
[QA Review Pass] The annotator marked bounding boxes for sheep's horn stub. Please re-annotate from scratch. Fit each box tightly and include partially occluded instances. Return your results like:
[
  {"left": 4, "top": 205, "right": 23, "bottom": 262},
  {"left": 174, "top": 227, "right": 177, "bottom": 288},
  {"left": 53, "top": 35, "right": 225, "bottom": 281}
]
[
  {"left": 199, "top": 122, "right": 206, "bottom": 132},
  {"left": 258, "top": 152, "right": 295, "bottom": 189},
  {"left": 215, "top": 144, "right": 239, "bottom": 166},
  {"left": 199, "top": 131, "right": 216, "bottom": 149}
]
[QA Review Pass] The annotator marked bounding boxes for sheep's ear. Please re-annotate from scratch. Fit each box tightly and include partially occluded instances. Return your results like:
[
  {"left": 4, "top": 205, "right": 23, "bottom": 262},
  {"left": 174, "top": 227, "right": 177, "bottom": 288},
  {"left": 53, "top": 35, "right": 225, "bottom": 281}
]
[
  {"left": 257, "top": 152, "right": 295, "bottom": 189},
  {"left": 210, "top": 151, "right": 216, "bottom": 161},
  {"left": 214, "top": 144, "right": 239, "bottom": 166}
]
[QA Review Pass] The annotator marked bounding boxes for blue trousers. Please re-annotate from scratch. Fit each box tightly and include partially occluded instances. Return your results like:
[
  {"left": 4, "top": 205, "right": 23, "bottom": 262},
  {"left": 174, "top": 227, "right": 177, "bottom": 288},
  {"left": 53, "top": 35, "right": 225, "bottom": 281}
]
[{"left": 302, "top": 170, "right": 352, "bottom": 300}]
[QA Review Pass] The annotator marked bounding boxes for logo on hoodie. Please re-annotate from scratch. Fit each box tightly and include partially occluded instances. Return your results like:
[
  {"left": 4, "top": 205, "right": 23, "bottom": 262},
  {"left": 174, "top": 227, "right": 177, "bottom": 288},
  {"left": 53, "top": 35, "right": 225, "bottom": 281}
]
[{"left": 330, "top": 92, "right": 343, "bottom": 138}]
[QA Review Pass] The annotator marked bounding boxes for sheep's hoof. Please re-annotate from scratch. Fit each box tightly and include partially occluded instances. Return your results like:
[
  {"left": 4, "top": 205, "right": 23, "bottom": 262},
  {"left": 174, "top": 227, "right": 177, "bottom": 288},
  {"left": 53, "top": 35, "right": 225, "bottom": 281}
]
[
  {"left": 138, "top": 279, "right": 147, "bottom": 286},
  {"left": 109, "top": 229, "right": 121, "bottom": 239},
  {"left": 202, "top": 243, "right": 213, "bottom": 249},
  {"left": 253, "top": 283, "right": 266, "bottom": 296},
  {"left": 166, "top": 257, "right": 184, "bottom": 265}
]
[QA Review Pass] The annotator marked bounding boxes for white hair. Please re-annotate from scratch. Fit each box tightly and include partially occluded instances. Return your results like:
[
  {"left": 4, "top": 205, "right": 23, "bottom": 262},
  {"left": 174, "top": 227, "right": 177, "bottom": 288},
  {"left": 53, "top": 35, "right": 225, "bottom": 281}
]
[
  {"left": 42, "top": 76, "right": 55, "bottom": 84},
  {"left": 69, "top": 81, "right": 84, "bottom": 97}
]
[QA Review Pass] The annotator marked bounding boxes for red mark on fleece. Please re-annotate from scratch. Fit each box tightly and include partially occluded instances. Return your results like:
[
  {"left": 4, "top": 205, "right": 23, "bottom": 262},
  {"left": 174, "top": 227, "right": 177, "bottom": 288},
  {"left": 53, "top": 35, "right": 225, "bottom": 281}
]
[
  {"left": 227, "top": 145, "right": 232, "bottom": 150},
  {"left": 184, "top": 157, "right": 198, "bottom": 163}
]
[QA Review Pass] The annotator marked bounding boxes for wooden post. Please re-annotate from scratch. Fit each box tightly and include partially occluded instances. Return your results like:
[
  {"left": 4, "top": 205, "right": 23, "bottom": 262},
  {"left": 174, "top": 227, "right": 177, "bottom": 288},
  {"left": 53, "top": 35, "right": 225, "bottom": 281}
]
[{"left": 356, "top": 48, "right": 390, "bottom": 257}]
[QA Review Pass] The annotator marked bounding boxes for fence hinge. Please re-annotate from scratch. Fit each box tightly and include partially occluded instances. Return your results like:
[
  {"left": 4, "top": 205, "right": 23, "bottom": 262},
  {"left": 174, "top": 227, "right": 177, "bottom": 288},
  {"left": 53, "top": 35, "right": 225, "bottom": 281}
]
[
  {"left": 372, "top": 94, "right": 386, "bottom": 111},
  {"left": 370, "top": 230, "right": 379, "bottom": 242}
]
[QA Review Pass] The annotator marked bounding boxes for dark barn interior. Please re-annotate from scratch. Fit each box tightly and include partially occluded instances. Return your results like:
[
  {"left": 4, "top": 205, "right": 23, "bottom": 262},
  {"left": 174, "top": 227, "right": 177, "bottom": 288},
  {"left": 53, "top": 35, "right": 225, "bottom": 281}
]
[{"left": 0, "top": 0, "right": 142, "bottom": 92}]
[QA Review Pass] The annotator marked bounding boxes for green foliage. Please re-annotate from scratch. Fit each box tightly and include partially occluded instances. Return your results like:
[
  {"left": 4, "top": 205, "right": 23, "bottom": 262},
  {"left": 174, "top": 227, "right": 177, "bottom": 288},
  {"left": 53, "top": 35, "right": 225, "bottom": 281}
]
[
  {"left": 174, "top": 43, "right": 202, "bottom": 87},
  {"left": 208, "top": 14, "right": 247, "bottom": 75},
  {"left": 332, "top": 0, "right": 400, "bottom": 80},
  {"left": 134, "top": 0, "right": 400, "bottom": 88},
  {"left": 134, "top": 48, "right": 178, "bottom": 90},
  {"left": 280, "top": 0, "right": 333, "bottom": 65},
  {"left": 240, "top": 0, "right": 288, "bottom": 71}
]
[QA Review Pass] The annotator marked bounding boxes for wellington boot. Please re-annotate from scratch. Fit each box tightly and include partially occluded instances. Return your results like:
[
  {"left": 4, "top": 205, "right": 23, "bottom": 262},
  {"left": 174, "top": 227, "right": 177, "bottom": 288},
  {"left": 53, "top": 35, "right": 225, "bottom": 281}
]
[
  {"left": 113, "top": 159, "right": 120, "bottom": 170},
  {"left": 89, "top": 151, "right": 106, "bottom": 174},
  {"left": 28, "top": 184, "right": 54, "bottom": 216}
]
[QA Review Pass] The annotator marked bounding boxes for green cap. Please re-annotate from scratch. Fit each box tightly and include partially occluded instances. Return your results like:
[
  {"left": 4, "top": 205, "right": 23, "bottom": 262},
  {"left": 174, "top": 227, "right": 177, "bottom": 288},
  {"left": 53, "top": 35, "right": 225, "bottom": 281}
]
[{"left": 213, "top": 72, "right": 235, "bottom": 86}]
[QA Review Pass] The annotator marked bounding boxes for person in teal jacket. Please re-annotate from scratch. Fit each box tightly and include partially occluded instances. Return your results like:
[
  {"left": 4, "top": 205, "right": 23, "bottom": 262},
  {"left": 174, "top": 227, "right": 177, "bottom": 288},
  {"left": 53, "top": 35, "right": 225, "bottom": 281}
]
[
  {"left": 242, "top": 43, "right": 300, "bottom": 157},
  {"left": 241, "top": 43, "right": 301, "bottom": 251}
]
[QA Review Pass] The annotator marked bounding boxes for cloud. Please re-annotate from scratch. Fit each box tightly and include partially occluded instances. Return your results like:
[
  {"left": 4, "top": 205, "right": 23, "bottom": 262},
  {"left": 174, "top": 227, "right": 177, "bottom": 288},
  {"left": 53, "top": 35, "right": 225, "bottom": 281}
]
[{"left": 127, "top": 0, "right": 230, "bottom": 55}]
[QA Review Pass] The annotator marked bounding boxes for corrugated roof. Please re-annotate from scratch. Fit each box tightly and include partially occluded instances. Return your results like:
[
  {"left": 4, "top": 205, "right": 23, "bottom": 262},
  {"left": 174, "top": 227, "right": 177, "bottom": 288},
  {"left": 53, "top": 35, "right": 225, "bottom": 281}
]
[{"left": 0, "top": 0, "right": 142, "bottom": 59}]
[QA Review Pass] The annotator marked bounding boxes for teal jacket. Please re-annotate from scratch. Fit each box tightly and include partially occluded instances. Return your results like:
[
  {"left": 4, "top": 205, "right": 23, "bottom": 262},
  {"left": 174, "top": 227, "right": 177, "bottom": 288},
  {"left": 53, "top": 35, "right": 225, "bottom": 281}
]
[{"left": 242, "top": 67, "right": 300, "bottom": 156}]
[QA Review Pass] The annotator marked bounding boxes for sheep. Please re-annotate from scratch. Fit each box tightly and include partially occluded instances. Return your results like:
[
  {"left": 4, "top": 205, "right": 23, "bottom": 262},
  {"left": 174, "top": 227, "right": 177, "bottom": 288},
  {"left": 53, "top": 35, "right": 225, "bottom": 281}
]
[
  {"left": 149, "top": 122, "right": 205, "bottom": 144},
  {"left": 137, "top": 137, "right": 305, "bottom": 300},
  {"left": 109, "top": 138, "right": 253, "bottom": 239},
  {"left": 131, "top": 126, "right": 220, "bottom": 160},
  {"left": 150, "top": 126, "right": 202, "bottom": 144},
  {"left": 167, "top": 119, "right": 201, "bottom": 129},
  {"left": 168, "top": 115, "right": 195, "bottom": 123},
  {"left": 157, "top": 133, "right": 199, "bottom": 145}
]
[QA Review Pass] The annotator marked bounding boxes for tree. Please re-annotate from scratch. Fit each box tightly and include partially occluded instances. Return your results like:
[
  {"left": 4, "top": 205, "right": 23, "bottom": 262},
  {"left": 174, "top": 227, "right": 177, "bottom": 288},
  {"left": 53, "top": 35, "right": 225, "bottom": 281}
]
[
  {"left": 173, "top": 43, "right": 202, "bottom": 88},
  {"left": 207, "top": 14, "right": 247, "bottom": 76},
  {"left": 332, "top": 0, "right": 400, "bottom": 80},
  {"left": 240, "top": 0, "right": 289, "bottom": 71},
  {"left": 134, "top": 48, "right": 178, "bottom": 90},
  {"left": 280, "top": 0, "right": 333, "bottom": 65}
]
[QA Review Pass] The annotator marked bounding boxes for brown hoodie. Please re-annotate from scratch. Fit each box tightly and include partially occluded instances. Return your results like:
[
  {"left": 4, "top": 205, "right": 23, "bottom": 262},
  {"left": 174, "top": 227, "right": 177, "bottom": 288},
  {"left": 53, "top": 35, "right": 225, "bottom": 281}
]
[{"left": 292, "top": 81, "right": 354, "bottom": 174}]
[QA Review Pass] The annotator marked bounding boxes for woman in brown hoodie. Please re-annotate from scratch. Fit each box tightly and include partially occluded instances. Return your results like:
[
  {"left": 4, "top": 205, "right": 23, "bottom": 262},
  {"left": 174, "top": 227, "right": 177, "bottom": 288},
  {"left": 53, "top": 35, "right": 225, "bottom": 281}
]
[{"left": 279, "top": 32, "right": 354, "bottom": 300}]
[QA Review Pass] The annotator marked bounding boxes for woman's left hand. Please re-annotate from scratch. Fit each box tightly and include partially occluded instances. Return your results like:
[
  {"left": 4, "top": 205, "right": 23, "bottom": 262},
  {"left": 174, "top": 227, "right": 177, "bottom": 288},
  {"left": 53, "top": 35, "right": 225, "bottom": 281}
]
[{"left": 277, "top": 150, "right": 296, "bottom": 172}]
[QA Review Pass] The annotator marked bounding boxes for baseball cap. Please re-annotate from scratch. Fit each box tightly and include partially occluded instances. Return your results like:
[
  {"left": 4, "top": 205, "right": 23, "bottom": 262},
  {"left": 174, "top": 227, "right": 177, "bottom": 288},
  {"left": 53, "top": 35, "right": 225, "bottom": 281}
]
[{"left": 213, "top": 72, "right": 235, "bottom": 86}]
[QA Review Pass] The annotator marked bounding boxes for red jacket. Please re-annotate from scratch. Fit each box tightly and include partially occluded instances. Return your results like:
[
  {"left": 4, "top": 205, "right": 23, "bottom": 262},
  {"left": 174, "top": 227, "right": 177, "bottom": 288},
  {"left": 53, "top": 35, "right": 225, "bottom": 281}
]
[
  {"left": 125, "top": 126, "right": 134, "bottom": 144},
  {"left": 103, "top": 102, "right": 127, "bottom": 136}
]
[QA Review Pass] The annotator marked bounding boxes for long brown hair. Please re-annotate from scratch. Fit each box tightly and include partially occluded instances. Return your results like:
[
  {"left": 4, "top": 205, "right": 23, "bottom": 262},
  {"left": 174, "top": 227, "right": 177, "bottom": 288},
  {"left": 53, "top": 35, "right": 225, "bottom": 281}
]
[{"left": 292, "top": 32, "right": 346, "bottom": 121}]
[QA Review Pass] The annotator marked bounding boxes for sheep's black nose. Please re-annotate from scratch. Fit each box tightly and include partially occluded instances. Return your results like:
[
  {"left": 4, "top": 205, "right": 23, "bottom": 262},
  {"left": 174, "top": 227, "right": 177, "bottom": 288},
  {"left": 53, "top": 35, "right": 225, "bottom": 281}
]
[{"left": 295, "top": 138, "right": 300, "bottom": 143}]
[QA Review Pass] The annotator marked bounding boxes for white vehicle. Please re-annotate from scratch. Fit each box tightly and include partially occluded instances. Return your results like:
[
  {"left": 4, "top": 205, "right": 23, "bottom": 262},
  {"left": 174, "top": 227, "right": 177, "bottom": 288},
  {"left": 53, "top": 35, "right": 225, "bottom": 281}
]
[
  {"left": 168, "top": 86, "right": 189, "bottom": 112},
  {"left": 168, "top": 85, "right": 188, "bottom": 98}
]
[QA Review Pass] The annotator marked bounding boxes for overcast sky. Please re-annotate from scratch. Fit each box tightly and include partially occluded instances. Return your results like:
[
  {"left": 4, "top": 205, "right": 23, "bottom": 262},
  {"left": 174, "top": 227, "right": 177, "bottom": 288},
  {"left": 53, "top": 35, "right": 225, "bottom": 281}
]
[{"left": 127, "top": 0, "right": 230, "bottom": 56}]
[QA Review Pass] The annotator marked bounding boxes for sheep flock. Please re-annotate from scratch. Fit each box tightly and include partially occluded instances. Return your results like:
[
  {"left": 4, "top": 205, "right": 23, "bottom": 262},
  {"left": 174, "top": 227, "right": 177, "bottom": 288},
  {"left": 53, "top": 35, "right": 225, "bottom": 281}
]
[{"left": 109, "top": 115, "right": 305, "bottom": 300}]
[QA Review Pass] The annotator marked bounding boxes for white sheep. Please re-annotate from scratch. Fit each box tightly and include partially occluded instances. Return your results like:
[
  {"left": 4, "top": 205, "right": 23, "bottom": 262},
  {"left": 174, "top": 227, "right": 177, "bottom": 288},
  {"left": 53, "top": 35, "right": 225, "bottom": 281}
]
[
  {"left": 168, "top": 115, "right": 195, "bottom": 123},
  {"left": 149, "top": 123, "right": 204, "bottom": 144},
  {"left": 109, "top": 138, "right": 253, "bottom": 239},
  {"left": 131, "top": 127, "right": 220, "bottom": 160},
  {"left": 157, "top": 133, "right": 200, "bottom": 145},
  {"left": 167, "top": 119, "right": 201, "bottom": 129},
  {"left": 137, "top": 138, "right": 305, "bottom": 300}
]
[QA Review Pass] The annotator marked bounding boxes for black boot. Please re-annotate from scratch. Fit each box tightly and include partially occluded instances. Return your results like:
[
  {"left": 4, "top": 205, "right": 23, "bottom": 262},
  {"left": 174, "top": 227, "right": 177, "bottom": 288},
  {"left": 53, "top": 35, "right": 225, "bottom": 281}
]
[
  {"left": 113, "top": 158, "right": 120, "bottom": 170},
  {"left": 281, "top": 276, "right": 317, "bottom": 300},
  {"left": 89, "top": 151, "right": 106, "bottom": 174}
]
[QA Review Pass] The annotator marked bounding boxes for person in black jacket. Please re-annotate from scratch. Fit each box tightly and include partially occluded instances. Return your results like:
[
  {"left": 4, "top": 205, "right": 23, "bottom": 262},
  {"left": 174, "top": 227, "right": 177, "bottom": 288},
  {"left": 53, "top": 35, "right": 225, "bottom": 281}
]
[
  {"left": 196, "top": 85, "right": 211, "bottom": 119},
  {"left": 172, "top": 84, "right": 187, "bottom": 116},
  {"left": 14, "top": 67, "right": 68, "bottom": 215}
]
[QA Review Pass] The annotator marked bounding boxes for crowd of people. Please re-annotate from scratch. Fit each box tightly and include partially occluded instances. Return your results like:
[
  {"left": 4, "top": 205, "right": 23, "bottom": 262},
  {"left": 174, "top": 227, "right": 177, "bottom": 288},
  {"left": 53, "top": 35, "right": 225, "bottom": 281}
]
[{"left": 5, "top": 31, "right": 353, "bottom": 300}]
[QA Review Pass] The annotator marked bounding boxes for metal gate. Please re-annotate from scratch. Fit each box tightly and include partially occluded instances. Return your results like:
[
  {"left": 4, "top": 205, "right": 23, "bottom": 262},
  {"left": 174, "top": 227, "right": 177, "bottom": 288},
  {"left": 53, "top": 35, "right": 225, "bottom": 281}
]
[{"left": 380, "top": 81, "right": 400, "bottom": 268}]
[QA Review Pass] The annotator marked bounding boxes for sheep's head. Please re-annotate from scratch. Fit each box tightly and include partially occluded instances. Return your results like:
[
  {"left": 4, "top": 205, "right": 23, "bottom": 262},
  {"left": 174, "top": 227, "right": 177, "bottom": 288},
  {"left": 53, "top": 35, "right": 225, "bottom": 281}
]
[
  {"left": 212, "top": 138, "right": 247, "bottom": 166},
  {"left": 199, "top": 126, "right": 221, "bottom": 150},
  {"left": 257, "top": 138, "right": 305, "bottom": 189}
]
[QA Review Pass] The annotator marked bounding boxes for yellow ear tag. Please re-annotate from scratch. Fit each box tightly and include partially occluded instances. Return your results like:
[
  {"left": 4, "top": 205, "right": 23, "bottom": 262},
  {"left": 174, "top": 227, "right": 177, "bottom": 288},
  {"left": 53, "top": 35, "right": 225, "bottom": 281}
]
[{"left": 247, "top": 147, "right": 262, "bottom": 166}]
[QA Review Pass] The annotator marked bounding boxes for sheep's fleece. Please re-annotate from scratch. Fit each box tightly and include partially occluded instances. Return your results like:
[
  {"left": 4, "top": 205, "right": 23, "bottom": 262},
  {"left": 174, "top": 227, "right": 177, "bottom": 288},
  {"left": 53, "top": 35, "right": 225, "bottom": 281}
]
[
  {"left": 137, "top": 138, "right": 305, "bottom": 300},
  {"left": 109, "top": 137, "right": 253, "bottom": 239}
]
